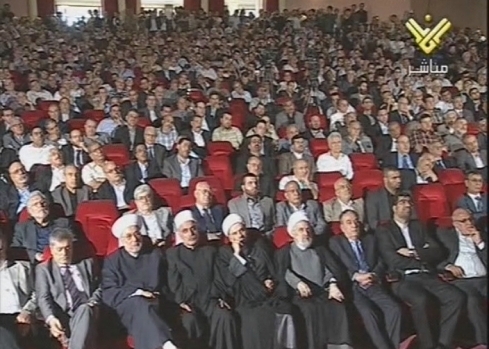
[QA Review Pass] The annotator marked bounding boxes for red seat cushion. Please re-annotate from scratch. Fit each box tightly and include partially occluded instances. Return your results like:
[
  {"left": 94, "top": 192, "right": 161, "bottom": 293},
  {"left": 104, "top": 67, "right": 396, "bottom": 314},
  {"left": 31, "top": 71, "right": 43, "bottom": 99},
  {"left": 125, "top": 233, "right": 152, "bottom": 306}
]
[
  {"left": 438, "top": 169, "right": 465, "bottom": 186},
  {"left": 207, "top": 141, "right": 235, "bottom": 156},
  {"left": 316, "top": 172, "right": 343, "bottom": 189},
  {"left": 21, "top": 110, "right": 47, "bottom": 129},
  {"left": 413, "top": 184, "right": 451, "bottom": 222},
  {"left": 83, "top": 110, "right": 105, "bottom": 123},
  {"left": 148, "top": 178, "right": 183, "bottom": 213},
  {"left": 309, "top": 139, "right": 329, "bottom": 159},
  {"left": 350, "top": 153, "right": 379, "bottom": 171},
  {"left": 352, "top": 169, "right": 383, "bottom": 198},
  {"left": 273, "top": 226, "right": 292, "bottom": 249},
  {"left": 203, "top": 155, "right": 235, "bottom": 191},
  {"left": 103, "top": 144, "right": 131, "bottom": 167}
]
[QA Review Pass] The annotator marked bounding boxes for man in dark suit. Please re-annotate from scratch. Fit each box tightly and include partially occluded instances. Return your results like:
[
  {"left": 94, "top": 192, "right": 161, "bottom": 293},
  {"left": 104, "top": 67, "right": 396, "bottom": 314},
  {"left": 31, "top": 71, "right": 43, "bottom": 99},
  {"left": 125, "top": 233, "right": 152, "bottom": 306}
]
[
  {"left": 205, "top": 92, "right": 225, "bottom": 132},
  {"left": 0, "top": 136, "right": 18, "bottom": 176},
  {"left": 11, "top": 191, "right": 72, "bottom": 263},
  {"left": 112, "top": 110, "right": 144, "bottom": 153},
  {"left": 234, "top": 156, "right": 276, "bottom": 199},
  {"left": 389, "top": 96, "right": 414, "bottom": 125},
  {"left": 139, "top": 94, "right": 161, "bottom": 124},
  {"left": 330, "top": 210, "right": 401, "bottom": 349},
  {"left": 277, "top": 134, "right": 315, "bottom": 176},
  {"left": 227, "top": 173, "right": 275, "bottom": 238},
  {"left": 382, "top": 135, "right": 418, "bottom": 170},
  {"left": 426, "top": 140, "right": 456, "bottom": 174},
  {"left": 276, "top": 180, "right": 326, "bottom": 235},
  {"left": 235, "top": 135, "right": 277, "bottom": 178},
  {"left": 456, "top": 134, "right": 487, "bottom": 181},
  {"left": 189, "top": 181, "right": 226, "bottom": 238},
  {"left": 180, "top": 115, "right": 212, "bottom": 159},
  {"left": 36, "top": 228, "right": 101, "bottom": 349},
  {"left": 456, "top": 171, "right": 487, "bottom": 223},
  {"left": 125, "top": 144, "right": 163, "bottom": 186},
  {"left": 436, "top": 208, "right": 487, "bottom": 346},
  {"left": 95, "top": 161, "right": 136, "bottom": 212},
  {"left": 62, "top": 129, "right": 90, "bottom": 168},
  {"left": 375, "top": 121, "right": 401, "bottom": 162},
  {"left": 32, "top": 148, "right": 66, "bottom": 194},
  {"left": 376, "top": 192, "right": 465, "bottom": 349},
  {"left": 143, "top": 126, "right": 168, "bottom": 175},
  {"left": 162, "top": 137, "right": 204, "bottom": 193},
  {"left": 121, "top": 90, "right": 144, "bottom": 117},
  {"left": 52, "top": 165, "right": 91, "bottom": 218}
]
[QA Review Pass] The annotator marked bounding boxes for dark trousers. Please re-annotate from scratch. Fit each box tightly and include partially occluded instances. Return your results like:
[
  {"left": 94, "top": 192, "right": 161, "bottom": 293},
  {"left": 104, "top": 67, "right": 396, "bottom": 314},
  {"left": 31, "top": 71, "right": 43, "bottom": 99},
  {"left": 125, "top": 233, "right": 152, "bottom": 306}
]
[
  {"left": 451, "top": 277, "right": 487, "bottom": 345},
  {"left": 0, "top": 314, "right": 22, "bottom": 349},
  {"left": 352, "top": 284, "right": 401, "bottom": 349},
  {"left": 391, "top": 273, "right": 465, "bottom": 349}
]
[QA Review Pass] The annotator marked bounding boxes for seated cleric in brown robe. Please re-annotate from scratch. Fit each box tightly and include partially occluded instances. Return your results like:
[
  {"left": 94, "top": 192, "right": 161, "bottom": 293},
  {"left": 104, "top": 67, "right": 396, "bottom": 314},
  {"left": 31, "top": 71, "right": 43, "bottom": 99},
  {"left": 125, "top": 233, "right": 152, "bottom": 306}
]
[
  {"left": 167, "top": 210, "right": 238, "bottom": 349},
  {"left": 275, "top": 211, "right": 351, "bottom": 349},
  {"left": 217, "top": 214, "right": 297, "bottom": 349},
  {"left": 101, "top": 214, "right": 180, "bottom": 349}
]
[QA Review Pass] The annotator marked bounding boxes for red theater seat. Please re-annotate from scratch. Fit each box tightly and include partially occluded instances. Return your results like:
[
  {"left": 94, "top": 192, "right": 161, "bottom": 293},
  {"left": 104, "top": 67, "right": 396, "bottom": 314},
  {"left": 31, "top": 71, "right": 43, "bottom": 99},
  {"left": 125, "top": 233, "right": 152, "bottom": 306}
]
[
  {"left": 21, "top": 110, "right": 47, "bottom": 129},
  {"left": 207, "top": 141, "right": 235, "bottom": 156},
  {"left": 438, "top": 169, "right": 465, "bottom": 185},
  {"left": 38, "top": 100, "right": 58, "bottom": 111},
  {"left": 316, "top": 171, "right": 343, "bottom": 189},
  {"left": 136, "top": 117, "right": 152, "bottom": 128},
  {"left": 68, "top": 118, "right": 86, "bottom": 131},
  {"left": 413, "top": 184, "right": 451, "bottom": 223},
  {"left": 444, "top": 183, "right": 467, "bottom": 210},
  {"left": 148, "top": 178, "right": 183, "bottom": 213},
  {"left": 204, "top": 155, "right": 234, "bottom": 191},
  {"left": 75, "top": 200, "right": 120, "bottom": 257},
  {"left": 83, "top": 110, "right": 105, "bottom": 122},
  {"left": 309, "top": 139, "right": 329, "bottom": 159},
  {"left": 273, "top": 226, "right": 292, "bottom": 249},
  {"left": 350, "top": 153, "right": 379, "bottom": 171},
  {"left": 352, "top": 169, "right": 383, "bottom": 198},
  {"left": 103, "top": 144, "right": 131, "bottom": 167}
]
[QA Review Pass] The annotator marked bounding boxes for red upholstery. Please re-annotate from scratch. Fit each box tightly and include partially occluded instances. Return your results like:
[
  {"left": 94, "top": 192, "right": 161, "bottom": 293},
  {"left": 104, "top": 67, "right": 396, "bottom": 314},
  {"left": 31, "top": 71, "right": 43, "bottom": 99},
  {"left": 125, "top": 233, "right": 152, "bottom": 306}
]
[
  {"left": 83, "top": 110, "right": 105, "bottom": 122},
  {"left": 319, "top": 187, "right": 336, "bottom": 203},
  {"left": 67, "top": 118, "right": 86, "bottom": 131},
  {"left": 207, "top": 141, "right": 235, "bottom": 156},
  {"left": 229, "top": 99, "right": 248, "bottom": 114},
  {"left": 75, "top": 200, "right": 120, "bottom": 257},
  {"left": 273, "top": 226, "right": 292, "bottom": 249},
  {"left": 203, "top": 155, "right": 235, "bottom": 191},
  {"left": 330, "top": 222, "right": 342, "bottom": 235},
  {"left": 467, "top": 123, "right": 479, "bottom": 135},
  {"left": 188, "top": 89, "right": 207, "bottom": 103},
  {"left": 21, "top": 110, "right": 47, "bottom": 129},
  {"left": 443, "top": 183, "right": 466, "bottom": 210},
  {"left": 187, "top": 176, "right": 227, "bottom": 206},
  {"left": 438, "top": 169, "right": 465, "bottom": 185},
  {"left": 148, "top": 178, "right": 182, "bottom": 213},
  {"left": 103, "top": 144, "right": 131, "bottom": 167},
  {"left": 309, "top": 139, "right": 329, "bottom": 159},
  {"left": 413, "top": 184, "right": 451, "bottom": 222},
  {"left": 350, "top": 153, "right": 379, "bottom": 171},
  {"left": 352, "top": 169, "right": 384, "bottom": 198},
  {"left": 38, "top": 100, "right": 58, "bottom": 111},
  {"left": 231, "top": 110, "right": 246, "bottom": 130},
  {"left": 304, "top": 106, "right": 320, "bottom": 117},
  {"left": 316, "top": 171, "right": 343, "bottom": 189},
  {"left": 136, "top": 117, "right": 152, "bottom": 128}
]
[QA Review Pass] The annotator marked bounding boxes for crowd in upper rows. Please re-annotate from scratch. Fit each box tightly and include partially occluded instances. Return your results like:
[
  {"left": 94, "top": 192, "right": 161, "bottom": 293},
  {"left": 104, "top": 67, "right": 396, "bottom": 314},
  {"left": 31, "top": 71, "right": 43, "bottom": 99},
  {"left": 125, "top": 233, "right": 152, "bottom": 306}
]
[{"left": 0, "top": 4, "right": 487, "bottom": 349}]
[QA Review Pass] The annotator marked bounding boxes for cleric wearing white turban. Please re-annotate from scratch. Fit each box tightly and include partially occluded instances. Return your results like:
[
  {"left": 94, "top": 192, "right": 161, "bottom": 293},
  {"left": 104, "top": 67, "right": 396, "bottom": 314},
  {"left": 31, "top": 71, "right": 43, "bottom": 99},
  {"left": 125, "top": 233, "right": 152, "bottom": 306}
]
[
  {"left": 287, "top": 211, "right": 310, "bottom": 236},
  {"left": 112, "top": 214, "right": 147, "bottom": 248},
  {"left": 173, "top": 210, "right": 196, "bottom": 245},
  {"left": 221, "top": 214, "right": 245, "bottom": 237}
]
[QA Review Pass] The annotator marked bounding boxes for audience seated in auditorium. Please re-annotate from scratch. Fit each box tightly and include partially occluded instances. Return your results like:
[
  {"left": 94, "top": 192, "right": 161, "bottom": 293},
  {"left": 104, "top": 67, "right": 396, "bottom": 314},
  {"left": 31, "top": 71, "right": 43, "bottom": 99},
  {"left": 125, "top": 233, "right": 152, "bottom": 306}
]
[
  {"left": 189, "top": 181, "right": 226, "bottom": 239},
  {"left": 323, "top": 177, "right": 365, "bottom": 224}
]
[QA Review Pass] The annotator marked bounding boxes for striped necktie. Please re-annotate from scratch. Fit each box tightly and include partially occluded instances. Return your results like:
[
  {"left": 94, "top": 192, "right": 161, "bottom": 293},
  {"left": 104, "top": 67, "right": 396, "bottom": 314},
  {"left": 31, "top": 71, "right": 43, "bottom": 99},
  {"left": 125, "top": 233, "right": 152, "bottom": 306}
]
[{"left": 61, "top": 266, "right": 86, "bottom": 311}]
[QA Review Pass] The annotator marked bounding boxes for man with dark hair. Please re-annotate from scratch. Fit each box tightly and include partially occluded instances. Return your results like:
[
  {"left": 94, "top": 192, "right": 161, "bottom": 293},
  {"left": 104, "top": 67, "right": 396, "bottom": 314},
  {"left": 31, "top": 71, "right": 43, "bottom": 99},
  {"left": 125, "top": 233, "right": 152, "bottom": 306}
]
[
  {"left": 376, "top": 192, "right": 465, "bottom": 349},
  {"left": 278, "top": 134, "right": 315, "bottom": 175}
]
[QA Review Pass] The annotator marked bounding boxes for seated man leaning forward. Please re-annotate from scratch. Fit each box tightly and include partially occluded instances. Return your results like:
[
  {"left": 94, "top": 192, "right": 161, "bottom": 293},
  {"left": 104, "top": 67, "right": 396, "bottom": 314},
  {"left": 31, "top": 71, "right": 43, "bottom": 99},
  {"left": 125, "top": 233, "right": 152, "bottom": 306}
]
[{"left": 102, "top": 214, "right": 180, "bottom": 349}]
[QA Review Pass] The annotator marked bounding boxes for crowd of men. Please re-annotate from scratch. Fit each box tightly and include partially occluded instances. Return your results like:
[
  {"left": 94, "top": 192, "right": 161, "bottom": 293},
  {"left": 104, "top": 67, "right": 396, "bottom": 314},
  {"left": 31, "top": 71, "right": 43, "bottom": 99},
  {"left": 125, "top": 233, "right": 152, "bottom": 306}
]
[{"left": 0, "top": 3, "right": 488, "bottom": 349}]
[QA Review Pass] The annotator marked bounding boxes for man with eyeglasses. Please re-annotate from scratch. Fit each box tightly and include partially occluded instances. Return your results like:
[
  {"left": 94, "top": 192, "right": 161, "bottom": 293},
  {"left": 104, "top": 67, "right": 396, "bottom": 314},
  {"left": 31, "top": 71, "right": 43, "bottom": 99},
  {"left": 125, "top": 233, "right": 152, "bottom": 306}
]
[
  {"left": 143, "top": 126, "right": 167, "bottom": 174},
  {"left": 81, "top": 141, "right": 107, "bottom": 191},
  {"left": 436, "top": 208, "right": 487, "bottom": 346},
  {"left": 456, "top": 171, "right": 487, "bottom": 222},
  {"left": 376, "top": 192, "right": 464, "bottom": 349},
  {"left": 96, "top": 161, "right": 136, "bottom": 212},
  {"left": 189, "top": 181, "right": 226, "bottom": 239},
  {"left": 2, "top": 116, "right": 30, "bottom": 152},
  {"left": 18, "top": 126, "right": 54, "bottom": 171},
  {"left": 96, "top": 104, "right": 124, "bottom": 137}
]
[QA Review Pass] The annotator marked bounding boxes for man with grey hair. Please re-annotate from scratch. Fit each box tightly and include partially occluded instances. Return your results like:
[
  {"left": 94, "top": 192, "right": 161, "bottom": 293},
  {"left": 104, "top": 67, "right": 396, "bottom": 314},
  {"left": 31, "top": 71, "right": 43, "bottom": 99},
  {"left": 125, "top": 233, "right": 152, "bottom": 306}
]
[
  {"left": 36, "top": 228, "right": 100, "bottom": 349},
  {"left": 52, "top": 165, "right": 92, "bottom": 217},
  {"left": 0, "top": 229, "right": 37, "bottom": 349},
  {"left": 316, "top": 132, "right": 354, "bottom": 180},
  {"left": 102, "top": 214, "right": 180, "bottom": 349},
  {"left": 275, "top": 211, "right": 351, "bottom": 349},
  {"left": 11, "top": 191, "right": 71, "bottom": 263}
]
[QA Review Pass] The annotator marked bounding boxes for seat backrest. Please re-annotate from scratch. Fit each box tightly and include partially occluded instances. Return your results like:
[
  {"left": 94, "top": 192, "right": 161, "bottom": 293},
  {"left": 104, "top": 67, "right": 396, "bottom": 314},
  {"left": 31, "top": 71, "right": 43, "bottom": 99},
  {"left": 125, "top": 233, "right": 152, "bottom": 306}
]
[
  {"left": 203, "top": 155, "right": 235, "bottom": 191},
  {"left": 350, "top": 153, "right": 379, "bottom": 171},
  {"left": 309, "top": 139, "right": 329, "bottom": 159},
  {"left": 273, "top": 226, "right": 292, "bottom": 249},
  {"left": 207, "top": 141, "right": 235, "bottom": 156},
  {"left": 148, "top": 178, "right": 182, "bottom": 213},
  {"left": 352, "top": 169, "right": 383, "bottom": 198},
  {"left": 103, "top": 144, "right": 131, "bottom": 167},
  {"left": 438, "top": 169, "right": 465, "bottom": 185},
  {"left": 83, "top": 110, "right": 105, "bottom": 122},
  {"left": 316, "top": 171, "right": 343, "bottom": 189},
  {"left": 413, "top": 184, "right": 450, "bottom": 222}
]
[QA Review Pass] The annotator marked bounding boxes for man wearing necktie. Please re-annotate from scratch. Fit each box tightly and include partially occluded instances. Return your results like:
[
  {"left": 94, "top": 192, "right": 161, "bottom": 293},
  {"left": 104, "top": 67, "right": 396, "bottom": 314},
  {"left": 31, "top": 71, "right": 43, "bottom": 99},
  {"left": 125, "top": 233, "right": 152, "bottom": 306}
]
[
  {"left": 190, "top": 181, "right": 226, "bottom": 239},
  {"left": 457, "top": 171, "right": 488, "bottom": 223},
  {"left": 329, "top": 210, "right": 401, "bottom": 349},
  {"left": 36, "top": 228, "right": 101, "bottom": 349}
]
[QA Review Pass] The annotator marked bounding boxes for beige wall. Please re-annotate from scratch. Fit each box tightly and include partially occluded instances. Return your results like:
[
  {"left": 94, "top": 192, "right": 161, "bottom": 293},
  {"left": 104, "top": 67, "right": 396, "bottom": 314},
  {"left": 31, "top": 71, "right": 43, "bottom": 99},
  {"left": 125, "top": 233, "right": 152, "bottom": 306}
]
[
  {"left": 0, "top": 0, "right": 30, "bottom": 17},
  {"left": 284, "top": 0, "right": 411, "bottom": 19}
]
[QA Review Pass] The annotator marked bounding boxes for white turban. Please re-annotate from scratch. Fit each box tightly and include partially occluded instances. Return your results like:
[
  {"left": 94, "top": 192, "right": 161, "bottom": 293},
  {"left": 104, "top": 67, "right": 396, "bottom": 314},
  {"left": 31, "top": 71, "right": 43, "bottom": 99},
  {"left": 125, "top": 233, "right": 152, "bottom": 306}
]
[
  {"left": 221, "top": 214, "right": 245, "bottom": 237},
  {"left": 112, "top": 214, "right": 145, "bottom": 239},
  {"left": 173, "top": 210, "right": 196, "bottom": 245},
  {"left": 287, "top": 211, "right": 310, "bottom": 236}
]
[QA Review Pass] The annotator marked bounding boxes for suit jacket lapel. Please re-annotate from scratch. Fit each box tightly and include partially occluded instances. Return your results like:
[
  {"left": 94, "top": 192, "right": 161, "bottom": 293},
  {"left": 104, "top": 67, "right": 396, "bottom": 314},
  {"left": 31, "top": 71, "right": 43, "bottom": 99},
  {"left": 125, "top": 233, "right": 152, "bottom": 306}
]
[
  {"left": 339, "top": 236, "right": 357, "bottom": 270},
  {"left": 52, "top": 262, "right": 68, "bottom": 309},
  {"left": 76, "top": 262, "right": 90, "bottom": 297},
  {"left": 8, "top": 262, "right": 27, "bottom": 295},
  {"left": 26, "top": 222, "right": 38, "bottom": 250},
  {"left": 60, "top": 188, "right": 71, "bottom": 213},
  {"left": 239, "top": 197, "right": 251, "bottom": 227},
  {"left": 332, "top": 200, "right": 342, "bottom": 219}
]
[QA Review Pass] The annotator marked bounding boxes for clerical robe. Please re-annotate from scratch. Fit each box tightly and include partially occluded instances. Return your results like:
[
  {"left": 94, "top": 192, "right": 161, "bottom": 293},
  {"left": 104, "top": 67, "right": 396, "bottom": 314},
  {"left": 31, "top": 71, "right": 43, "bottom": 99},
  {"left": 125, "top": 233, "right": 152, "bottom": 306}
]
[
  {"left": 166, "top": 244, "right": 238, "bottom": 349},
  {"left": 275, "top": 244, "right": 351, "bottom": 349},
  {"left": 101, "top": 247, "right": 173, "bottom": 349},
  {"left": 217, "top": 243, "right": 297, "bottom": 349}
]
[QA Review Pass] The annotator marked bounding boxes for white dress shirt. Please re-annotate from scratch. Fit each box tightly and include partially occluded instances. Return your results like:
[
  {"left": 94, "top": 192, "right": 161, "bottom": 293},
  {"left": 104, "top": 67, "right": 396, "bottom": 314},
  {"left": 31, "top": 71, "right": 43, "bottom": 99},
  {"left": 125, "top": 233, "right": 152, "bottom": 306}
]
[
  {"left": 140, "top": 212, "right": 163, "bottom": 241},
  {"left": 394, "top": 220, "right": 415, "bottom": 249},
  {"left": 316, "top": 153, "right": 354, "bottom": 180},
  {"left": 468, "top": 193, "right": 482, "bottom": 210},
  {"left": 19, "top": 144, "right": 55, "bottom": 171},
  {"left": 112, "top": 182, "right": 129, "bottom": 209},
  {"left": 338, "top": 200, "right": 354, "bottom": 212},
  {"left": 472, "top": 153, "right": 485, "bottom": 168},
  {"left": 390, "top": 138, "right": 398, "bottom": 152},
  {"left": 149, "top": 110, "right": 158, "bottom": 122},
  {"left": 192, "top": 130, "right": 206, "bottom": 147},
  {"left": 454, "top": 229, "right": 486, "bottom": 278},
  {"left": 137, "top": 162, "right": 148, "bottom": 183},
  {"left": 81, "top": 162, "right": 106, "bottom": 185},
  {"left": 50, "top": 166, "right": 66, "bottom": 192},
  {"left": 0, "top": 261, "right": 22, "bottom": 314},
  {"left": 179, "top": 158, "right": 192, "bottom": 188}
]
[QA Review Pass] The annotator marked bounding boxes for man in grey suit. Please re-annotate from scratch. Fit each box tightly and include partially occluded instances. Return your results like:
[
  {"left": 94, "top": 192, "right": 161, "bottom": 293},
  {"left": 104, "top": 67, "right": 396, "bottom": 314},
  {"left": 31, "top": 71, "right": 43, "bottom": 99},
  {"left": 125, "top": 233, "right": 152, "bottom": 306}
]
[
  {"left": 52, "top": 165, "right": 92, "bottom": 217},
  {"left": 36, "top": 228, "right": 101, "bottom": 349},
  {"left": 341, "top": 120, "right": 374, "bottom": 155},
  {"left": 2, "top": 117, "right": 31, "bottom": 152},
  {"left": 277, "top": 134, "right": 315, "bottom": 175},
  {"left": 11, "top": 191, "right": 72, "bottom": 263},
  {"left": 456, "top": 171, "right": 487, "bottom": 222},
  {"left": 144, "top": 126, "right": 168, "bottom": 175},
  {"left": 323, "top": 177, "right": 365, "bottom": 224},
  {"left": 0, "top": 230, "right": 37, "bottom": 349},
  {"left": 227, "top": 173, "right": 275, "bottom": 238},
  {"left": 275, "top": 100, "right": 306, "bottom": 132},
  {"left": 162, "top": 137, "right": 203, "bottom": 192},
  {"left": 443, "top": 117, "right": 467, "bottom": 153},
  {"left": 456, "top": 134, "right": 487, "bottom": 181},
  {"left": 276, "top": 180, "right": 326, "bottom": 235}
]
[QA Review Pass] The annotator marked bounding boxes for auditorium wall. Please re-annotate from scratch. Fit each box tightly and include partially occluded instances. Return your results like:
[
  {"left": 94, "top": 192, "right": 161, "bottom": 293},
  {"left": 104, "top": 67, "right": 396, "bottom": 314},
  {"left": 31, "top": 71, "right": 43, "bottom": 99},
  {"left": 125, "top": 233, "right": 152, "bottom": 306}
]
[{"left": 0, "top": 0, "right": 30, "bottom": 17}]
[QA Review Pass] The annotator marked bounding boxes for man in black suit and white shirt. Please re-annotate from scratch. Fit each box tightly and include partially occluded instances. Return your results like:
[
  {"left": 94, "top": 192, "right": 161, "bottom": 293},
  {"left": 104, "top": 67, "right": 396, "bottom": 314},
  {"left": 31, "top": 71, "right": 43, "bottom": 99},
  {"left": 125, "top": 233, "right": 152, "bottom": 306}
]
[
  {"left": 456, "top": 134, "right": 487, "bottom": 181},
  {"left": 96, "top": 161, "right": 136, "bottom": 212},
  {"left": 456, "top": 171, "right": 487, "bottom": 223},
  {"left": 436, "top": 208, "right": 487, "bottom": 346},
  {"left": 62, "top": 129, "right": 90, "bottom": 168},
  {"left": 382, "top": 135, "right": 418, "bottom": 170},
  {"left": 180, "top": 115, "right": 211, "bottom": 159},
  {"left": 52, "top": 165, "right": 91, "bottom": 218},
  {"left": 330, "top": 210, "right": 401, "bottom": 349},
  {"left": 189, "top": 181, "right": 226, "bottom": 239},
  {"left": 376, "top": 192, "right": 465, "bottom": 349},
  {"left": 139, "top": 94, "right": 161, "bottom": 124},
  {"left": 125, "top": 144, "right": 163, "bottom": 185},
  {"left": 143, "top": 126, "right": 168, "bottom": 175},
  {"left": 112, "top": 110, "right": 144, "bottom": 153},
  {"left": 36, "top": 228, "right": 101, "bottom": 349}
]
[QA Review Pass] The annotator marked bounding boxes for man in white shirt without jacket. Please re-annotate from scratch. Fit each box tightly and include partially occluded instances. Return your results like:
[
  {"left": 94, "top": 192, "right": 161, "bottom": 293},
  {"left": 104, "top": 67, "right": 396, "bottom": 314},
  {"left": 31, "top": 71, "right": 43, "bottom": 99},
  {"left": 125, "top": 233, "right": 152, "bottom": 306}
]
[
  {"left": 316, "top": 132, "right": 354, "bottom": 180},
  {"left": 19, "top": 126, "right": 55, "bottom": 171},
  {"left": 436, "top": 208, "right": 487, "bottom": 345},
  {"left": 81, "top": 141, "right": 107, "bottom": 191}
]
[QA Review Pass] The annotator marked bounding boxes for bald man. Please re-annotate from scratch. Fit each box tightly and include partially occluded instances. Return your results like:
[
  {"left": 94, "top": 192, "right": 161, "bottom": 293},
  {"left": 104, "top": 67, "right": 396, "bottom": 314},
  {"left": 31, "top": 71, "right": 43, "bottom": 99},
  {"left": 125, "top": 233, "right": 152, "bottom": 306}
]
[
  {"left": 382, "top": 135, "right": 419, "bottom": 170},
  {"left": 189, "top": 181, "right": 227, "bottom": 238},
  {"left": 436, "top": 208, "right": 487, "bottom": 345}
]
